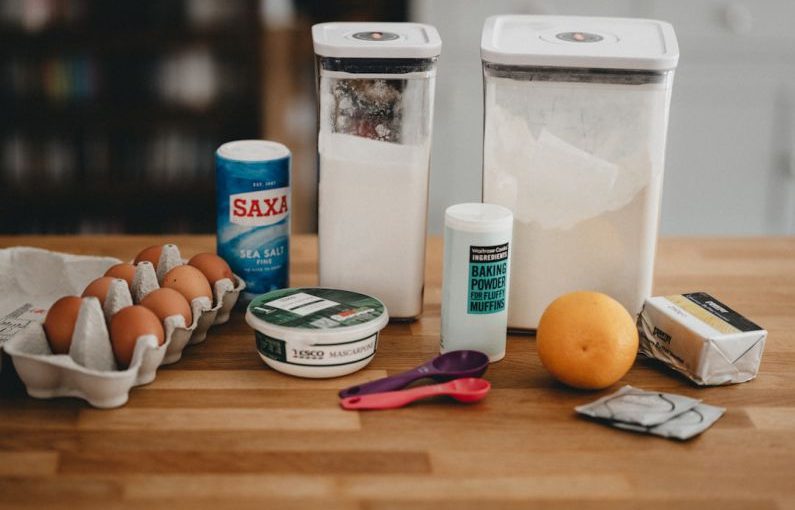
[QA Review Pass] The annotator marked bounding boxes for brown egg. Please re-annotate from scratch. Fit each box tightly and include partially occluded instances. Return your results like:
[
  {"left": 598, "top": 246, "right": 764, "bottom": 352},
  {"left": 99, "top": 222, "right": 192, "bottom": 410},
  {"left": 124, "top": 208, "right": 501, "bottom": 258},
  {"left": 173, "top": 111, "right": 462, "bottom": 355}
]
[
  {"left": 188, "top": 253, "right": 233, "bottom": 286},
  {"left": 43, "top": 296, "right": 82, "bottom": 354},
  {"left": 134, "top": 245, "right": 163, "bottom": 268},
  {"left": 82, "top": 276, "right": 121, "bottom": 305},
  {"left": 104, "top": 263, "right": 136, "bottom": 287},
  {"left": 140, "top": 287, "right": 192, "bottom": 326},
  {"left": 110, "top": 305, "right": 165, "bottom": 368},
  {"left": 162, "top": 265, "right": 213, "bottom": 303}
]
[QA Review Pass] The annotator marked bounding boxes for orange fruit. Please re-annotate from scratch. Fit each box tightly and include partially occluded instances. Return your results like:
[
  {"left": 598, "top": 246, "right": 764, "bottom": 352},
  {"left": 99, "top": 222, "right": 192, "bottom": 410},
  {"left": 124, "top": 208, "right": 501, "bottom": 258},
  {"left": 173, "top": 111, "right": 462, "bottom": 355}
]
[{"left": 536, "top": 291, "right": 638, "bottom": 390}]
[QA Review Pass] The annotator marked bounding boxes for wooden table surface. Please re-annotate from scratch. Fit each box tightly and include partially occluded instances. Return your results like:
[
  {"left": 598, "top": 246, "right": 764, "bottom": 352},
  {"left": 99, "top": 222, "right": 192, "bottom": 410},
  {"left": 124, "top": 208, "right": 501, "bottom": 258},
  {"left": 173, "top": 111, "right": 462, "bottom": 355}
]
[{"left": 1, "top": 235, "right": 794, "bottom": 510}]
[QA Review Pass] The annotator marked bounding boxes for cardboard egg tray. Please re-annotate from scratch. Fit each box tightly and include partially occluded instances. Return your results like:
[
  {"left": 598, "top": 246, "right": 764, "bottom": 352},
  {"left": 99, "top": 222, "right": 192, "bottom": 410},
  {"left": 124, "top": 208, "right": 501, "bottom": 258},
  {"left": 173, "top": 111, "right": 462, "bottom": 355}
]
[{"left": 3, "top": 244, "right": 244, "bottom": 408}]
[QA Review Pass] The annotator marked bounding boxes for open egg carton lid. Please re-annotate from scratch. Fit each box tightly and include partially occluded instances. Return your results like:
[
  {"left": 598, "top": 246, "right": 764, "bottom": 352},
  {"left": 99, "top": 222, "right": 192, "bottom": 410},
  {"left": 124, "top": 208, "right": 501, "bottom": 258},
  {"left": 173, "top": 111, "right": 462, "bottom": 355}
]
[{"left": 1, "top": 245, "right": 244, "bottom": 408}]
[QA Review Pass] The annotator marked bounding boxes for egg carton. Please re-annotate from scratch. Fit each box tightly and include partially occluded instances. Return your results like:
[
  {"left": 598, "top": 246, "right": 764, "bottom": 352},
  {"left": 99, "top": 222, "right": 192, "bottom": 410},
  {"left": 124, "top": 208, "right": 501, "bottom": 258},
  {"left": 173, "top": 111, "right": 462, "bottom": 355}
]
[{"left": 4, "top": 245, "right": 244, "bottom": 408}]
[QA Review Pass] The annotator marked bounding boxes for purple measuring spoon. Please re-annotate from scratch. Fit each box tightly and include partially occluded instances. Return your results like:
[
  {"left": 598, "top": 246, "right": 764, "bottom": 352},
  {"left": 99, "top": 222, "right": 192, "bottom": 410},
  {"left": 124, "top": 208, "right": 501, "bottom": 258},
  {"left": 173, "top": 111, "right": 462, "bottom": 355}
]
[{"left": 338, "top": 350, "right": 489, "bottom": 398}]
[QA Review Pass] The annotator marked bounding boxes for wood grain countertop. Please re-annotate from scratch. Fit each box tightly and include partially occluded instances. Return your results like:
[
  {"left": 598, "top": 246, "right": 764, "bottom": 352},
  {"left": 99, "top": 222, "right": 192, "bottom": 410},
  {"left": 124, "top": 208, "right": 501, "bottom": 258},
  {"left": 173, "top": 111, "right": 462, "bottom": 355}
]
[{"left": 1, "top": 235, "right": 794, "bottom": 509}]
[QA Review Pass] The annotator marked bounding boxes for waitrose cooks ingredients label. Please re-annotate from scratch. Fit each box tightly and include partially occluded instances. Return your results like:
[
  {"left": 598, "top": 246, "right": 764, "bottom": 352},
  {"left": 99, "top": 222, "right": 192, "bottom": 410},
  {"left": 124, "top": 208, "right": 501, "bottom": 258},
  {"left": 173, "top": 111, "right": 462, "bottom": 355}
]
[{"left": 467, "top": 243, "right": 509, "bottom": 314}]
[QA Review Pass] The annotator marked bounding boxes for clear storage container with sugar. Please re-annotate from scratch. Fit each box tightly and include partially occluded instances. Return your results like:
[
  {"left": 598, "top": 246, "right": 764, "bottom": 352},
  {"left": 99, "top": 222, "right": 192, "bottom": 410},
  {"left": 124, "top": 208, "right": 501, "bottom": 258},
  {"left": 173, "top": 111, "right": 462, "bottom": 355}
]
[{"left": 313, "top": 22, "right": 441, "bottom": 320}]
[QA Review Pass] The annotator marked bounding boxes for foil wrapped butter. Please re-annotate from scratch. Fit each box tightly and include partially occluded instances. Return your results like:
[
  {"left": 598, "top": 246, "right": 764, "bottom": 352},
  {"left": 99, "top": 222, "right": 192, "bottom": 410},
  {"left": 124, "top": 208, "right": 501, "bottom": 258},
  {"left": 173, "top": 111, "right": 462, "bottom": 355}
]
[{"left": 637, "top": 292, "right": 767, "bottom": 385}]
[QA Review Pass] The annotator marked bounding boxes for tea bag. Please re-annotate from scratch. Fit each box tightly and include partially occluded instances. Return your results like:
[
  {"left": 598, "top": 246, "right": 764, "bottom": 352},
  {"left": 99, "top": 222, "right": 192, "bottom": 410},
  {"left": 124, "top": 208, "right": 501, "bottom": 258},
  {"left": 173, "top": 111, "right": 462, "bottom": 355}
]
[
  {"left": 575, "top": 385, "right": 701, "bottom": 427},
  {"left": 576, "top": 386, "right": 725, "bottom": 440},
  {"left": 612, "top": 403, "right": 726, "bottom": 440}
]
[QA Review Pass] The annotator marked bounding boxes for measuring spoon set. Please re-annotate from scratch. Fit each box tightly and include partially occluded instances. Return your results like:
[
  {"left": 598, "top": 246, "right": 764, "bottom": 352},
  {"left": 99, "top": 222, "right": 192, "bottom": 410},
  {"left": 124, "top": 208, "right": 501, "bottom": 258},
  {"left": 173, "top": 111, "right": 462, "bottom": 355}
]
[{"left": 338, "top": 350, "right": 492, "bottom": 410}]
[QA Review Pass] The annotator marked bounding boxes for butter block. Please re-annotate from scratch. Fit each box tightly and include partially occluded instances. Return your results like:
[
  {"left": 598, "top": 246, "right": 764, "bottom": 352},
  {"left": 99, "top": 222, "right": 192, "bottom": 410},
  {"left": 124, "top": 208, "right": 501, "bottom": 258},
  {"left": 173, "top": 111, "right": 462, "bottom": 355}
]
[{"left": 637, "top": 292, "right": 767, "bottom": 385}]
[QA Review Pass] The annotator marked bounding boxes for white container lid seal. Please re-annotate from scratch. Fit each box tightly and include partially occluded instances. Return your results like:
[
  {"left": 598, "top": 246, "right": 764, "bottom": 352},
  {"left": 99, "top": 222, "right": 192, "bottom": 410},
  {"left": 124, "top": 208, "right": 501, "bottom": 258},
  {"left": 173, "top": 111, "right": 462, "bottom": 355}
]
[
  {"left": 481, "top": 15, "right": 679, "bottom": 71},
  {"left": 217, "top": 140, "right": 290, "bottom": 162},
  {"left": 246, "top": 287, "right": 389, "bottom": 345},
  {"left": 313, "top": 22, "right": 442, "bottom": 59},
  {"left": 445, "top": 203, "right": 514, "bottom": 233}
]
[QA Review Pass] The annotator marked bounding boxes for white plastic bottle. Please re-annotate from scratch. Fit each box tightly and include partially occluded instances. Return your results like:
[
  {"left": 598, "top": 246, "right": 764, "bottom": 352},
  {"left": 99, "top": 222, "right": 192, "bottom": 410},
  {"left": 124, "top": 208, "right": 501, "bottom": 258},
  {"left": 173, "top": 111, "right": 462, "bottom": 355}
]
[{"left": 441, "top": 203, "right": 513, "bottom": 362}]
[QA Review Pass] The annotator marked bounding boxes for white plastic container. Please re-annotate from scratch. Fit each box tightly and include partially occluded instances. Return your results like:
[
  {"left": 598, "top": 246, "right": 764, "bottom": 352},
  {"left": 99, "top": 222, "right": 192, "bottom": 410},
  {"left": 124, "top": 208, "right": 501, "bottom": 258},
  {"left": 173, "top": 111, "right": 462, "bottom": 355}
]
[
  {"left": 481, "top": 16, "right": 679, "bottom": 330},
  {"left": 312, "top": 22, "right": 441, "bottom": 320},
  {"left": 245, "top": 287, "right": 388, "bottom": 378},
  {"left": 441, "top": 203, "right": 513, "bottom": 362}
]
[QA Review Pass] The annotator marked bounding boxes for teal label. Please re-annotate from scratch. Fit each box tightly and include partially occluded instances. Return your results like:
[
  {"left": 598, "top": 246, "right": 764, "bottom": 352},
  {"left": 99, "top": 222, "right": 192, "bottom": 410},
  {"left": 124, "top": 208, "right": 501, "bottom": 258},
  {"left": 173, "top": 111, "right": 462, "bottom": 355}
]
[{"left": 467, "top": 243, "right": 508, "bottom": 314}]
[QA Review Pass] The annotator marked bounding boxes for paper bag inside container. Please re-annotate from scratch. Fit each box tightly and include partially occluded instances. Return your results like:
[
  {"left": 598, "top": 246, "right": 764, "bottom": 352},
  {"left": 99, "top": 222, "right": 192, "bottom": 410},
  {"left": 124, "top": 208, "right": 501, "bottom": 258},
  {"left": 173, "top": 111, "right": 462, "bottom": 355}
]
[{"left": 638, "top": 292, "right": 767, "bottom": 385}]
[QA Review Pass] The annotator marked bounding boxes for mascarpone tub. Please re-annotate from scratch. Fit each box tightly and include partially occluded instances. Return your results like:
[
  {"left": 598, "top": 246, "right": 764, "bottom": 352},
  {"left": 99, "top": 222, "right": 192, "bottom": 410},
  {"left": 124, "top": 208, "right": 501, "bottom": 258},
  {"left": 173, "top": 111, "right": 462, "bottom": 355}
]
[{"left": 245, "top": 287, "right": 388, "bottom": 378}]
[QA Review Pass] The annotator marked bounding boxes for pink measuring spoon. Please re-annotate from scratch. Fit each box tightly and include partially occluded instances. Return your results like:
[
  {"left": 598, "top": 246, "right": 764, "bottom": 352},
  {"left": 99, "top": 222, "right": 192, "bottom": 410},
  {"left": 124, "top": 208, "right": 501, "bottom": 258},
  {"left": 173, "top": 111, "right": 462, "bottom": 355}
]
[
  {"left": 339, "top": 377, "right": 491, "bottom": 411},
  {"left": 338, "top": 350, "right": 489, "bottom": 398}
]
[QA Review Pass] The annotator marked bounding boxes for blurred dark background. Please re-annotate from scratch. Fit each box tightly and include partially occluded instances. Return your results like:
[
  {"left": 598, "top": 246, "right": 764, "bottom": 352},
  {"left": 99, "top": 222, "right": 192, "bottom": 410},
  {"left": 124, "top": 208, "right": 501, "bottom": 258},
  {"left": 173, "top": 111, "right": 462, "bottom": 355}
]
[
  {"left": 0, "top": 0, "right": 405, "bottom": 234},
  {"left": 3, "top": 1, "right": 793, "bottom": 236}
]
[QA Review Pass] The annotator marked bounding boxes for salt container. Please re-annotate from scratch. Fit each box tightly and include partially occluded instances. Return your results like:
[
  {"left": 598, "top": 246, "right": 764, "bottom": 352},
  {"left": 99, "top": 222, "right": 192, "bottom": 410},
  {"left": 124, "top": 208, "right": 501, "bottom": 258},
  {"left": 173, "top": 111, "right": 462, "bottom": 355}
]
[
  {"left": 312, "top": 22, "right": 441, "bottom": 320},
  {"left": 481, "top": 16, "right": 679, "bottom": 330}
]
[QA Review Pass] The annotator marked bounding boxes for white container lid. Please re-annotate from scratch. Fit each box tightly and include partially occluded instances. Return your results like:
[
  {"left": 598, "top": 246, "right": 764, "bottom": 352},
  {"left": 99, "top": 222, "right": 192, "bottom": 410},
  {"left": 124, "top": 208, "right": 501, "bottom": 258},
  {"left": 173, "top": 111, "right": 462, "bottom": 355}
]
[
  {"left": 312, "top": 22, "right": 442, "bottom": 59},
  {"left": 217, "top": 140, "right": 290, "bottom": 162},
  {"left": 481, "top": 15, "right": 679, "bottom": 71},
  {"left": 445, "top": 203, "right": 514, "bottom": 233},
  {"left": 245, "top": 287, "right": 389, "bottom": 346}
]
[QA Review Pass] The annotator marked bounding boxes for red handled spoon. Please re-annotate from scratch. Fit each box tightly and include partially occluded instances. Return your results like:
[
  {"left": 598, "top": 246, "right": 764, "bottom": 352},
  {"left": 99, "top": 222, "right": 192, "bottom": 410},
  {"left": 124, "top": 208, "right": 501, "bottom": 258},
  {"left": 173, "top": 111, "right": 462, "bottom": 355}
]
[
  {"left": 339, "top": 377, "right": 491, "bottom": 411},
  {"left": 338, "top": 350, "right": 490, "bottom": 398}
]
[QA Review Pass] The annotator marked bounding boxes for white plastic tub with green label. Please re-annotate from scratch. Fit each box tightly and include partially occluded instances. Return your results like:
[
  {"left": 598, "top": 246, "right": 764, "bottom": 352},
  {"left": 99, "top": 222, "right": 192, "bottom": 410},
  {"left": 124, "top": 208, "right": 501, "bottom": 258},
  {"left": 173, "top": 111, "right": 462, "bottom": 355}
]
[{"left": 245, "top": 288, "right": 389, "bottom": 378}]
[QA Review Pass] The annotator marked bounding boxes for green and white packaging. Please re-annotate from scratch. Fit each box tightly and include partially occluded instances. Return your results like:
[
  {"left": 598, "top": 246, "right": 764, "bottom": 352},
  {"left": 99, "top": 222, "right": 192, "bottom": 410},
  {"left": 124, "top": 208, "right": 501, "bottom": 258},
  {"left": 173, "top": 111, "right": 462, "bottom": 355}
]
[{"left": 245, "top": 287, "right": 388, "bottom": 378}]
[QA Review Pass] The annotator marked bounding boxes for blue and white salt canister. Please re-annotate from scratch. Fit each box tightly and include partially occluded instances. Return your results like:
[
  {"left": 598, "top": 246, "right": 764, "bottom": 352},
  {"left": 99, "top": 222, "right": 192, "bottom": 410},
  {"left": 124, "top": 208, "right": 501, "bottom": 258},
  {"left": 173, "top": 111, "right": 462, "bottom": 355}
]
[{"left": 216, "top": 140, "right": 291, "bottom": 304}]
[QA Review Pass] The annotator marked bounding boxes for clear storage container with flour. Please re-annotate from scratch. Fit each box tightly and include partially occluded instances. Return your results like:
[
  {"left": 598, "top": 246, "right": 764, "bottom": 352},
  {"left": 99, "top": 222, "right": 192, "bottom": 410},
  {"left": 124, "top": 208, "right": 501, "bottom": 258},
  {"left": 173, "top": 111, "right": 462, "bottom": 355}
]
[
  {"left": 312, "top": 22, "right": 441, "bottom": 319},
  {"left": 481, "top": 16, "right": 679, "bottom": 330}
]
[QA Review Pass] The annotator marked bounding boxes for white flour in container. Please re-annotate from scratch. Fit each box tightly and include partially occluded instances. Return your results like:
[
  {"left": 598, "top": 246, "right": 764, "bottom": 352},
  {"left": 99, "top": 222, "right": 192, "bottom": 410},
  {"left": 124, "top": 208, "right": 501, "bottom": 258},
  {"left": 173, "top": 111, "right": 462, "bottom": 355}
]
[
  {"left": 318, "top": 132, "right": 430, "bottom": 318},
  {"left": 484, "top": 78, "right": 669, "bottom": 329}
]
